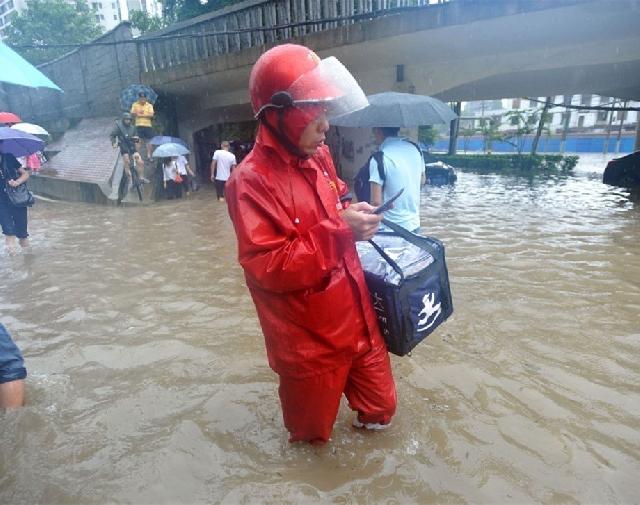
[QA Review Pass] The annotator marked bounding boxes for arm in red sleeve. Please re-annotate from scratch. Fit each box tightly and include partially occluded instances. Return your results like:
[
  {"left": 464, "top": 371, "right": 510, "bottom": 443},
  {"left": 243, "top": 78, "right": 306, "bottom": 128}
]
[{"left": 227, "top": 172, "right": 354, "bottom": 294}]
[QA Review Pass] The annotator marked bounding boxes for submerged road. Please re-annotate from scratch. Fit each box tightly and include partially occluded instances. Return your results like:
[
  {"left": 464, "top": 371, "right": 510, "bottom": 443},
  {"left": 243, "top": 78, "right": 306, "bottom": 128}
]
[{"left": 1, "top": 154, "right": 639, "bottom": 503}]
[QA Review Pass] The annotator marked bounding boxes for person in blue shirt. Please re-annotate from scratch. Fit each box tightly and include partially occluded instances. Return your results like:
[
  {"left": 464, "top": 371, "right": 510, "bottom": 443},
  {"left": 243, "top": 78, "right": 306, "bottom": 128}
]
[{"left": 368, "top": 127, "right": 424, "bottom": 233}]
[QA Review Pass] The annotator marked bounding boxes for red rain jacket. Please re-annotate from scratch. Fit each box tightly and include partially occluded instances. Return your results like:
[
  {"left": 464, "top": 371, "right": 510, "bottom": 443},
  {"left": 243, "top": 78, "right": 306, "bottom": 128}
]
[{"left": 226, "top": 126, "right": 384, "bottom": 378}]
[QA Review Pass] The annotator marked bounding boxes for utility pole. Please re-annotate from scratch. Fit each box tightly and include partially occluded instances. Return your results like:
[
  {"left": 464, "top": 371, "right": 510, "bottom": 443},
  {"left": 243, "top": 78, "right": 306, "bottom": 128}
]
[
  {"left": 635, "top": 113, "right": 640, "bottom": 152},
  {"left": 615, "top": 101, "right": 628, "bottom": 154},
  {"left": 531, "top": 96, "right": 551, "bottom": 155},
  {"left": 603, "top": 101, "right": 617, "bottom": 155},
  {"left": 448, "top": 101, "right": 462, "bottom": 155},
  {"left": 560, "top": 107, "right": 571, "bottom": 154}
]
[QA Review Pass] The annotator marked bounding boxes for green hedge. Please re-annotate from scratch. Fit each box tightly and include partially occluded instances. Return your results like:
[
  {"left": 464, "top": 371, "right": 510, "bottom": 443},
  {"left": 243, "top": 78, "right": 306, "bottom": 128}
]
[{"left": 424, "top": 154, "right": 579, "bottom": 173}]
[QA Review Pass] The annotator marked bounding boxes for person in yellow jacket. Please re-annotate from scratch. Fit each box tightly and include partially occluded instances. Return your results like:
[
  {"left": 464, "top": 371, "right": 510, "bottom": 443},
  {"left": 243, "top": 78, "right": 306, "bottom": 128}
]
[{"left": 130, "top": 91, "right": 155, "bottom": 159}]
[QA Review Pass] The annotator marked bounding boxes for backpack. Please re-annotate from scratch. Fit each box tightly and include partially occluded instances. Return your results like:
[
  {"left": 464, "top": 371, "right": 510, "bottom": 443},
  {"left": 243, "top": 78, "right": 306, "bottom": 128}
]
[{"left": 353, "top": 151, "right": 384, "bottom": 203}]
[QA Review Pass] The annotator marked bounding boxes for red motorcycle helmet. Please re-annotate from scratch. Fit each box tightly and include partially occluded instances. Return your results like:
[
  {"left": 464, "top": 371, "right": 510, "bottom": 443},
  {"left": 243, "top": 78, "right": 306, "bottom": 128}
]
[{"left": 249, "top": 44, "right": 367, "bottom": 119}]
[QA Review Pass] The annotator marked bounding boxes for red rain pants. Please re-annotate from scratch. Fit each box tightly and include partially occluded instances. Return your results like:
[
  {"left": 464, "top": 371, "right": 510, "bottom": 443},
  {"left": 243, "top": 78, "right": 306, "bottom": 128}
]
[{"left": 277, "top": 322, "right": 397, "bottom": 444}]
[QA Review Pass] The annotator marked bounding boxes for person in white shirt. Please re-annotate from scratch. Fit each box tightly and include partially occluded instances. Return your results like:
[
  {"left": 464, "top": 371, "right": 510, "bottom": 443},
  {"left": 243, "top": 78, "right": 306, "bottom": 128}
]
[
  {"left": 162, "top": 156, "right": 183, "bottom": 199},
  {"left": 210, "top": 141, "right": 237, "bottom": 202},
  {"left": 176, "top": 154, "right": 195, "bottom": 194}
]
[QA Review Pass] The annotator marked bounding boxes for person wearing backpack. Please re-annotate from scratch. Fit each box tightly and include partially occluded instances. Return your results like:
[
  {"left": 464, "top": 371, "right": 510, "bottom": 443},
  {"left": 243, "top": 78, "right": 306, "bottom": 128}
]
[{"left": 367, "top": 126, "right": 424, "bottom": 233}]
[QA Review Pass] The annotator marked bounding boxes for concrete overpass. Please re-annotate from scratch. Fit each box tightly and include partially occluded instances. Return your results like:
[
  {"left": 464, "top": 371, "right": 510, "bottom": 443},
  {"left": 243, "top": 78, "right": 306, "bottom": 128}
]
[{"left": 137, "top": 0, "right": 640, "bottom": 141}]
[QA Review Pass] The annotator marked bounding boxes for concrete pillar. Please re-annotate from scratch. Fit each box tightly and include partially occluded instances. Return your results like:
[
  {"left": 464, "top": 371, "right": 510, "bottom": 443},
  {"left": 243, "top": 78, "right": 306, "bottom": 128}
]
[
  {"left": 448, "top": 101, "right": 462, "bottom": 155},
  {"left": 634, "top": 113, "right": 640, "bottom": 152}
]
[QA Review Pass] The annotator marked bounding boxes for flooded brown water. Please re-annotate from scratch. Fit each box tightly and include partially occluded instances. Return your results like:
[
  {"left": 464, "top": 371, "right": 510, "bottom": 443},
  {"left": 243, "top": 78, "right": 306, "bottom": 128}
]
[{"left": 1, "top": 154, "right": 639, "bottom": 504}]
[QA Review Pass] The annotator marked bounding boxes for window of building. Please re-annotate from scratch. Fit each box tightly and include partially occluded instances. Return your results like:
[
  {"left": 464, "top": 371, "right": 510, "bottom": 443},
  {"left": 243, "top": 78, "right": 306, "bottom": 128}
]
[
  {"left": 112, "top": 2, "right": 116, "bottom": 9},
  {"left": 510, "top": 115, "right": 519, "bottom": 126},
  {"left": 512, "top": 98, "right": 521, "bottom": 109},
  {"left": 577, "top": 116, "right": 585, "bottom": 128},
  {"left": 8, "top": 0, "right": 14, "bottom": 9},
  {"left": 95, "top": 14, "right": 100, "bottom": 21},
  {"left": 113, "top": 14, "right": 117, "bottom": 19},
  {"left": 100, "top": 13, "right": 104, "bottom": 19},
  {"left": 563, "top": 95, "right": 572, "bottom": 106},
  {"left": 617, "top": 111, "right": 627, "bottom": 122},
  {"left": 580, "top": 95, "right": 592, "bottom": 106},
  {"left": 597, "top": 110, "right": 609, "bottom": 122},
  {"left": 92, "top": 2, "right": 98, "bottom": 8}
]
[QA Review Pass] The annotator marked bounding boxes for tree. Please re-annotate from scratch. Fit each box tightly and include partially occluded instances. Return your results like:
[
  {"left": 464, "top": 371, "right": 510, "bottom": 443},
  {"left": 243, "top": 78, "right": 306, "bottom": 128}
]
[
  {"left": 503, "top": 108, "right": 550, "bottom": 154},
  {"left": 459, "top": 125, "right": 477, "bottom": 153},
  {"left": 418, "top": 125, "right": 440, "bottom": 150},
  {"left": 129, "top": 10, "right": 166, "bottom": 33},
  {"left": 5, "top": 0, "right": 103, "bottom": 65},
  {"left": 479, "top": 117, "right": 502, "bottom": 154},
  {"left": 163, "top": 0, "right": 246, "bottom": 23}
]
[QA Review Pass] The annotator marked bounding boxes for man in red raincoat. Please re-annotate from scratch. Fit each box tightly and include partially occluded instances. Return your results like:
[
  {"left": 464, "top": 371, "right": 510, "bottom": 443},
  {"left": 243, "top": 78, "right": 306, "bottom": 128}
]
[{"left": 226, "top": 44, "right": 397, "bottom": 445}]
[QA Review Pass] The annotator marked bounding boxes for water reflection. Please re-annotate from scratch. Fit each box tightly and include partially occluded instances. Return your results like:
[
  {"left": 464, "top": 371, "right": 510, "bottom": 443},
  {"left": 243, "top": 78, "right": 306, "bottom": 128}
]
[{"left": 1, "top": 154, "right": 639, "bottom": 503}]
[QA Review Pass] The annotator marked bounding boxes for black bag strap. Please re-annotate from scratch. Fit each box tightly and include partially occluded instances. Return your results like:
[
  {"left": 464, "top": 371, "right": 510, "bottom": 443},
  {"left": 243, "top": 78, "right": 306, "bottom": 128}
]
[
  {"left": 367, "top": 238, "right": 404, "bottom": 282},
  {"left": 372, "top": 151, "right": 385, "bottom": 181},
  {"left": 381, "top": 218, "right": 440, "bottom": 258}
]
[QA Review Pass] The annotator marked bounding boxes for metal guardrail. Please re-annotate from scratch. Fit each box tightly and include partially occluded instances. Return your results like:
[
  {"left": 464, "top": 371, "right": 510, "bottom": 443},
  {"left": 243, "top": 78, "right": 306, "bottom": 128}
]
[{"left": 136, "top": 0, "right": 449, "bottom": 73}]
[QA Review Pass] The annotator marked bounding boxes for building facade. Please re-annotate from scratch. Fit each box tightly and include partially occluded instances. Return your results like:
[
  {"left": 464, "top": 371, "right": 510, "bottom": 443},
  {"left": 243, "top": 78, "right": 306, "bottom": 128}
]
[{"left": 462, "top": 95, "right": 639, "bottom": 136}]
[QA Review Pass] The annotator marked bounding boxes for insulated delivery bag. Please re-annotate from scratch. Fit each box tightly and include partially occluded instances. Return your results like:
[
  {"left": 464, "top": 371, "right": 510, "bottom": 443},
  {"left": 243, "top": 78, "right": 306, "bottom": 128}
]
[{"left": 356, "top": 219, "right": 453, "bottom": 356}]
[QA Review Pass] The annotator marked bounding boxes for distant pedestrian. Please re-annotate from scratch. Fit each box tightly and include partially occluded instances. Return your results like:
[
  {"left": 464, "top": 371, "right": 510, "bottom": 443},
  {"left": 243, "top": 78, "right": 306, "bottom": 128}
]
[
  {"left": 369, "top": 127, "right": 424, "bottom": 232},
  {"left": 130, "top": 92, "right": 155, "bottom": 160},
  {"left": 162, "top": 156, "right": 183, "bottom": 199},
  {"left": 0, "top": 148, "right": 30, "bottom": 253},
  {"left": 110, "top": 112, "right": 147, "bottom": 193},
  {"left": 0, "top": 323, "right": 26, "bottom": 408},
  {"left": 210, "top": 141, "right": 237, "bottom": 202},
  {"left": 176, "top": 154, "right": 196, "bottom": 194}
]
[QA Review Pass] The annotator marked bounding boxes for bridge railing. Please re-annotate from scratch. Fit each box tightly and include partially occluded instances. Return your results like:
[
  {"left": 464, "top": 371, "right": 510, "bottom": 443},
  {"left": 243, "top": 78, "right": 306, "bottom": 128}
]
[{"left": 137, "top": 0, "right": 449, "bottom": 73}]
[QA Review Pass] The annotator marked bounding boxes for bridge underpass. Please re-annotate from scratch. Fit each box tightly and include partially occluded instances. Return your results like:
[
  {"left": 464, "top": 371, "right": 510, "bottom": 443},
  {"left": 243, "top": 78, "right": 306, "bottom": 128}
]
[{"left": 138, "top": 0, "right": 640, "bottom": 158}]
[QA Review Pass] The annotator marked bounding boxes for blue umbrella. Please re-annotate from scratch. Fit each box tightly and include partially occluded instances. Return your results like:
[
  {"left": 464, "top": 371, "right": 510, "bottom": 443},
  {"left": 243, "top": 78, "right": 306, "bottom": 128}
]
[
  {"left": 152, "top": 142, "right": 190, "bottom": 158},
  {"left": 149, "top": 135, "right": 188, "bottom": 148},
  {"left": 0, "top": 127, "right": 45, "bottom": 156},
  {"left": 0, "top": 42, "right": 62, "bottom": 91},
  {"left": 120, "top": 84, "right": 158, "bottom": 111}
]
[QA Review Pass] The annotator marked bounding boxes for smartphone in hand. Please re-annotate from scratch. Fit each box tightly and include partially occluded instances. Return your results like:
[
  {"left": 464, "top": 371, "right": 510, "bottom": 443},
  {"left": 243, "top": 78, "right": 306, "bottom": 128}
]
[{"left": 373, "top": 188, "right": 404, "bottom": 214}]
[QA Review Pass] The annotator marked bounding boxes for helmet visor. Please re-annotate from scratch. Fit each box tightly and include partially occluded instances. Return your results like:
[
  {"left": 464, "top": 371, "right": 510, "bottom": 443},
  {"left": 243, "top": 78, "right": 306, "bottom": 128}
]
[{"left": 287, "top": 56, "right": 368, "bottom": 119}]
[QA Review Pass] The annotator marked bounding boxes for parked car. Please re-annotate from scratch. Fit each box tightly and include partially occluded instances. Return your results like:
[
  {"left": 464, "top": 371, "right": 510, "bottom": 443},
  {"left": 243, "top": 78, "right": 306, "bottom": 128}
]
[
  {"left": 603, "top": 151, "right": 640, "bottom": 187},
  {"left": 425, "top": 160, "right": 457, "bottom": 185}
]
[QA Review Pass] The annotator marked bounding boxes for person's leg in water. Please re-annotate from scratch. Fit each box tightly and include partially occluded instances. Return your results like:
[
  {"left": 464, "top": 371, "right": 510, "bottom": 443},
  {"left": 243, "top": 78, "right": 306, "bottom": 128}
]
[
  {"left": 0, "top": 192, "right": 19, "bottom": 254},
  {"left": 215, "top": 179, "right": 226, "bottom": 202},
  {"left": 278, "top": 366, "right": 349, "bottom": 445},
  {"left": 277, "top": 327, "right": 396, "bottom": 444},
  {"left": 13, "top": 206, "right": 29, "bottom": 249},
  {"left": 345, "top": 331, "right": 396, "bottom": 430},
  {"left": 132, "top": 153, "right": 149, "bottom": 184},
  {"left": 122, "top": 153, "right": 133, "bottom": 191},
  {"left": 0, "top": 324, "right": 26, "bottom": 408}
]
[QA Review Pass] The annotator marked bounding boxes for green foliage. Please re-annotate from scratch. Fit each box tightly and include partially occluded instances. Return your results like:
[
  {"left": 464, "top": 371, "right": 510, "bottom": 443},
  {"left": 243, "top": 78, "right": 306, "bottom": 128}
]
[
  {"left": 418, "top": 125, "right": 439, "bottom": 147},
  {"left": 5, "top": 0, "right": 103, "bottom": 65},
  {"left": 162, "top": 0, "right": 245, "bottom": 23},
  {"left": 459, "top": 125, "right": 477, "bottom": 153},
  {"left": 503, "top": 109, "right": 550, "bottom": 154},
  {"left": 129, "top": 10, "right": 166, "bottom": 33},
  {"left": 479, "top": 117, "right": 502, "bottom": 154},
  {"left": 424, "top": 153, "right": 579, "bottom": 173}
]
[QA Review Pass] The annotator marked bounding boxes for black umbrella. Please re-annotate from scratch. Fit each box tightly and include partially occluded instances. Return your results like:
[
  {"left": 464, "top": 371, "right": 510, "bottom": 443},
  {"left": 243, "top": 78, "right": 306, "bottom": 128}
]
[{"left": 330, "top": 92, "right": 457, "bottom": 128}]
